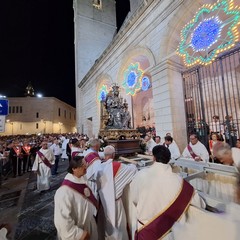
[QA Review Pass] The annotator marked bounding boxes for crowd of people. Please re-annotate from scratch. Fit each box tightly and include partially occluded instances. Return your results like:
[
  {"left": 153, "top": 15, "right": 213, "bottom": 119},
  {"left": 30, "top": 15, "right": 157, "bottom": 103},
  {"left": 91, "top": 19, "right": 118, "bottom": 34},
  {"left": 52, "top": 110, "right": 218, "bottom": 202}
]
[
  {"left": 0, "top": 133, "right": 89, "bottom": 182},
  {"left": 1, "top": 130, "right": 240, "bottom": 240},
  {"left": 141, "top": 128, "right": 240, "bottom": 167}
]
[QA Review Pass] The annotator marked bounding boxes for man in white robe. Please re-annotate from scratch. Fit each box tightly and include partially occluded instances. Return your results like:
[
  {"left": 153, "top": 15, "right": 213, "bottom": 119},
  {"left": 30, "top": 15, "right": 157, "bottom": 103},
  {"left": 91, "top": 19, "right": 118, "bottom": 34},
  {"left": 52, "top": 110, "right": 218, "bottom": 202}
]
[
  {"left": 61, "top": 136, "right": 69, "bottom": 161},
  {"left": 163, "top": 136, "right": 181, "bottom": 160},
  {"left": 83, "top": 138, "right": 103, "bottom": 199},
  {"left": 213, "top": 141, "right": 240, "bottom": 167},
  {"left": 182, "top": 133, "right": 209, "bottom": 162},
  {"left": 98, "top": 145, "right": 137, "bottom": 240},
  {"left": 144, "top": 135, "right": 157, "bottom": 155},
  {"left": 71, "top": 138, "right": 84, "bottom": 157},
  {"left": 54, "top": 156, "right": 98, "bottom": 240},
  {"left": 130, "top": 145, "right": 205, "bottom": 240},
  {"left": 32, "top": 141, "right": 55, "bottom": 191}
]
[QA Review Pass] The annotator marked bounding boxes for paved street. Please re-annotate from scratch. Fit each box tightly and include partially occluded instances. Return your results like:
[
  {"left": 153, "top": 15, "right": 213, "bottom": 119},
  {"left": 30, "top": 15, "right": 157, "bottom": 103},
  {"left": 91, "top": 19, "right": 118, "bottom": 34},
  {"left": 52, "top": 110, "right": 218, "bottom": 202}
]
[{"left": 0, "top": 160, "right": 69, "bottom": 240}]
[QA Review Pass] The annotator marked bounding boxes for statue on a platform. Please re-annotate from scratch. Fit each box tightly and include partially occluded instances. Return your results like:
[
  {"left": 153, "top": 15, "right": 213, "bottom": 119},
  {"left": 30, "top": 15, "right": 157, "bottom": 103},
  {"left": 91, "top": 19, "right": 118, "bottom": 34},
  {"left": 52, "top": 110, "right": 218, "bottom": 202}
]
[{"left": 104, "top": 84, "right": 132, "bottom": 130}]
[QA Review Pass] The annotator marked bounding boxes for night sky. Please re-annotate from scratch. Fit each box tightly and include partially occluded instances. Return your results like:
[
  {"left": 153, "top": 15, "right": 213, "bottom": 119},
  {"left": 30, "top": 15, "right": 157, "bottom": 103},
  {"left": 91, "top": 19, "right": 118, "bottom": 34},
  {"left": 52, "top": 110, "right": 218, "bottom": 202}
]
[{"left": 0, "top": 0, "right": 130, "bottom": 107}]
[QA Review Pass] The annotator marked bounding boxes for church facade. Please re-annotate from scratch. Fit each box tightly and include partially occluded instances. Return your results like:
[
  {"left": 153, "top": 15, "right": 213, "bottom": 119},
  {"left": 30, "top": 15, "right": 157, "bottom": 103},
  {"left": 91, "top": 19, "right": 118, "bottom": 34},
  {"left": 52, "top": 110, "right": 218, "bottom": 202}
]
[{"left": 74, "top": 0, "right": 240, "bottom": 150}]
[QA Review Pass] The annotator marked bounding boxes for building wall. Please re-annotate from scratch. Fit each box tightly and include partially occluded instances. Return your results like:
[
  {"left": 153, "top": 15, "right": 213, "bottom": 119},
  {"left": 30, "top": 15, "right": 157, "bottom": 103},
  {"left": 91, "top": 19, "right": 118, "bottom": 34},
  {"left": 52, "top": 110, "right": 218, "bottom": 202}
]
[
  {"left": 1, "top": 97, "right": 76, "bottom": 136},
  {"left": 75, "top": 0, "right": 227, "bottom": 150},
  {"left": 73, "top": 0, "right": 117, "bottom": 133}
]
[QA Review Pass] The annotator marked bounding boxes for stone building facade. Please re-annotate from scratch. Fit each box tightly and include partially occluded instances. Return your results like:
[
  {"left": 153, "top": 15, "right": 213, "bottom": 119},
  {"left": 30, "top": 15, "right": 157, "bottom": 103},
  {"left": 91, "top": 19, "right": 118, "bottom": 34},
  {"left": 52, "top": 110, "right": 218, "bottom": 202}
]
[
  {"left": 1, "top": 97, "right": 76, "bottom": 135},
  {"left": 74, "top": 0, "right": 240, "bottom": 150}
]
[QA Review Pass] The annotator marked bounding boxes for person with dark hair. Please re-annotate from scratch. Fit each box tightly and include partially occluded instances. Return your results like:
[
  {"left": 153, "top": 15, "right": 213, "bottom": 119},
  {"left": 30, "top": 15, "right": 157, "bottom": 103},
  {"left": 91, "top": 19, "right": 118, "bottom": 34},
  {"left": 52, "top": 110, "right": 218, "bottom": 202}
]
[
  {"left": 71, "top": 138, "right": 84, "bottom": 158},
  {"left": 163, "top": 136, "right": 181, "bottom": 160},
  {"left": 130, "top": 145, "right": 205, "bottom": 239},
  {"left": 155, "top": 135, "right": 162, "bottom": 145},
  {"left": 182, "top": 133, "right": 209, "bottom": 162},
  {"left": 54, "top": 156, "right": 98, "bottom": 240}
]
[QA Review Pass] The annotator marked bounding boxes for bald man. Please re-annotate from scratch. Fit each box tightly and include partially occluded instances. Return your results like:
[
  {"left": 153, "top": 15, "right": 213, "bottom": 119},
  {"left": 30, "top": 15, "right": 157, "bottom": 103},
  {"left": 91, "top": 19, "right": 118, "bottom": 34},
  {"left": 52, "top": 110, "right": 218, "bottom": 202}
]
[{"left": 98, "top": 145, "right": 137, "bottom": 240}]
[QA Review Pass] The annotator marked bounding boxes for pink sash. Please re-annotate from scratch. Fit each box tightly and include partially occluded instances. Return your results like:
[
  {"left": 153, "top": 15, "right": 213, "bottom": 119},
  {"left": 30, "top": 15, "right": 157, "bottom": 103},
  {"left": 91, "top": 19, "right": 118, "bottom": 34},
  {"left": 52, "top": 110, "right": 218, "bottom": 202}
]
[
  {"left": 135, "top": 180, "right": 194, "bottom": 240},
  {"left": 187, "top": 144, "right": 198, "bottom": 159},
  {"left": 85, "top": 151, "right": 100, "bottom": 166},
  {"left": 71, "top": 151, "right": 82, "bottom": 158},
  {"left": 37, "top": 151, "right": 52, "bottom": 168},
  {"left": 62, "top": 179, "right": 99, "bottom": 209}
]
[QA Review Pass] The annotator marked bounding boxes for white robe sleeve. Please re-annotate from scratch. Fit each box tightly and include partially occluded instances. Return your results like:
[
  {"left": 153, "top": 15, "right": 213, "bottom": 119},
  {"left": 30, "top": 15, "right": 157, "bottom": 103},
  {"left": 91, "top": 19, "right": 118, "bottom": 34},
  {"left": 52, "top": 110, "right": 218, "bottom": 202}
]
[
  {"left": 54, "top": 188, "right": 84, "bottom": 240},
  {"left": 182, "top": 147, "right": 191, "bottom": 158},
  {"left": 32, "top": 154, "right": 39, "bottom": 171}
]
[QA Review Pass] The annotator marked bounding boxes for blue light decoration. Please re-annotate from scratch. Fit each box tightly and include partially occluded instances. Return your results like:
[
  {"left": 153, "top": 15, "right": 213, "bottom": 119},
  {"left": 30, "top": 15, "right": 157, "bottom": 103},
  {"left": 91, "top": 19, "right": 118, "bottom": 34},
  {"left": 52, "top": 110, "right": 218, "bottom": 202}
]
[
  {"left": 177, "top": 0, "right": 240, "bottom": 66},
  {"left": 122, "top": 63, "right": 143, "bottom": 96},
  {"left": 141, "top": 76, "right": 150, "bottom": 91},
  {"left": 127, "top": 71, "right": 138, "bottom": 87},
  {"left": 191, "top": 17, "right": 222, "bottom": 52},
  {"left": 97, "top": 85, "right": 108, "bottom": 102}
]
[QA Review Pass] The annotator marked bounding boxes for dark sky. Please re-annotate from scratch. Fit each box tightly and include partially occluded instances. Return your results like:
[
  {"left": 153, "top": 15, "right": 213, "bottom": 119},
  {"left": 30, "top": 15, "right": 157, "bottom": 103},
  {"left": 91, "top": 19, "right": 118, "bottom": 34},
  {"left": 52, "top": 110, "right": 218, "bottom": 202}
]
[{"left": 0, "top": 0, "right": 130, "bottom": 107}]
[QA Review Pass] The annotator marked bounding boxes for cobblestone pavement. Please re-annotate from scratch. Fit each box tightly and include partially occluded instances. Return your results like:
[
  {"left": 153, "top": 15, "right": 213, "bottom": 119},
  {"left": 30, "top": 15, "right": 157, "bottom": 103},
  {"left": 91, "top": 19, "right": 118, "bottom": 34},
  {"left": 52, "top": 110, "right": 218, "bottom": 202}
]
[{"left": 0, "top": 160, "right": 69, "bottom": 240}]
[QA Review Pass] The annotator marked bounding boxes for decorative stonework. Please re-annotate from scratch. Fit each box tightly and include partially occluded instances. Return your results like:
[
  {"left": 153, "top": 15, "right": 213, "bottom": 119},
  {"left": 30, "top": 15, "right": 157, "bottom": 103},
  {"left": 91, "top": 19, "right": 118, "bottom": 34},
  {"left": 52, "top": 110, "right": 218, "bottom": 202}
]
[{"left": 177, "top": 0, "right": 240, "bottom": 66}]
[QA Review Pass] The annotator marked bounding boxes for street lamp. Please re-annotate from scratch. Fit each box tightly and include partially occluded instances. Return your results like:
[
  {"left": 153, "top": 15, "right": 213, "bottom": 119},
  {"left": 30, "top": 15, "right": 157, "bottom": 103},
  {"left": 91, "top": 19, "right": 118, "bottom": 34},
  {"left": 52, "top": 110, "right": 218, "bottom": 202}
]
[{"left": 36, "top": 93, "right": 43, "bottom": 98}]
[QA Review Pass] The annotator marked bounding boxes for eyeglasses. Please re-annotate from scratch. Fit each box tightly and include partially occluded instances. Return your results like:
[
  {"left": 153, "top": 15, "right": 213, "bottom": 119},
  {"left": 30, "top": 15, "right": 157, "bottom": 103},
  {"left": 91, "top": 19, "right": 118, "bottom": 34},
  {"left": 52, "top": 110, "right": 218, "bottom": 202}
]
[{"left": 189, "top": 138, "right": 196, "bottom": 140}]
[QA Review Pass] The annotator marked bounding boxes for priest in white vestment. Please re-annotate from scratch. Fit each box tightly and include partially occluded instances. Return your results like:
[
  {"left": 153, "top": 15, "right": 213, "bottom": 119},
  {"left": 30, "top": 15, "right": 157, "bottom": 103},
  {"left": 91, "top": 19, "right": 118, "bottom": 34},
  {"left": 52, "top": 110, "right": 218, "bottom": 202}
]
[
  {"left": 54, "top": 156, "right": 98, "bottom": 240},
  {"left": 32, "top": 141, "right": 55, "bottom": 191},
  {"left": 130, "top": 145, "right": 205, "bottom": 240},
  {"left": 213, "top": 142, "right": 240, "bottom": 167},
  {"left": 163, "top": 136, "right": 181, "bottom": 160},
  {"left": 98, "top": 145, "right": 137, "bottom": 240},
  {"left": 61, "top": 136, "right": 69, "bottom": 161},
  {"left": 83, "top": 138, "right": 103, "bottom": 199},
  {"left": 182, "top": 133, "right": 209, "bottom": 162},
  {"left": 144, "top": 135, "right": 157, "bottom": 155}
]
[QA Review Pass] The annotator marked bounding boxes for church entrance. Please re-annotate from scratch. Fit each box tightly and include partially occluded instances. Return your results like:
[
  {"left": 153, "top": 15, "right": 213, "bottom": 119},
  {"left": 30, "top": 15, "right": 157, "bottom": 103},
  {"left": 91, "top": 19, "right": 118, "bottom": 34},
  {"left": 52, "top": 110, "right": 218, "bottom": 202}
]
[{"left": 182, "top": 47, "right": 240, "bottom": 147}]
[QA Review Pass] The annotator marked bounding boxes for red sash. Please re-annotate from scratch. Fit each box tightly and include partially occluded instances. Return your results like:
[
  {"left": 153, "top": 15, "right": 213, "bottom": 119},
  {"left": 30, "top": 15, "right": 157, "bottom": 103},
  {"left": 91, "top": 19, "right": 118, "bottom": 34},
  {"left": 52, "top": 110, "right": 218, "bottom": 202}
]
[
  {"left": 112, "top": 161, "right": 121, "bottom": 177},
  {"left": 13, "top": 146, "right": 21, "bottom": 156},
  {"left": 37, "top": 151, "right": 52, "bottom": 168},
  {"left": 62, "top": 179, "right": 99, "bottom": 209},
  {"left": 135, "top": 180, "right": 194, "bottom": 240},
  {"left": 209, "top": 140, "right": 213, "bottom": 152},
  {"left": 187, "top": 144, "right": 198, "bottom": 159},
  {"left": 85, "top": 151, "right": 100, "bottom": 166},
  {"left": 22, "top": 146, "right": 31, "bottom": 155}
]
